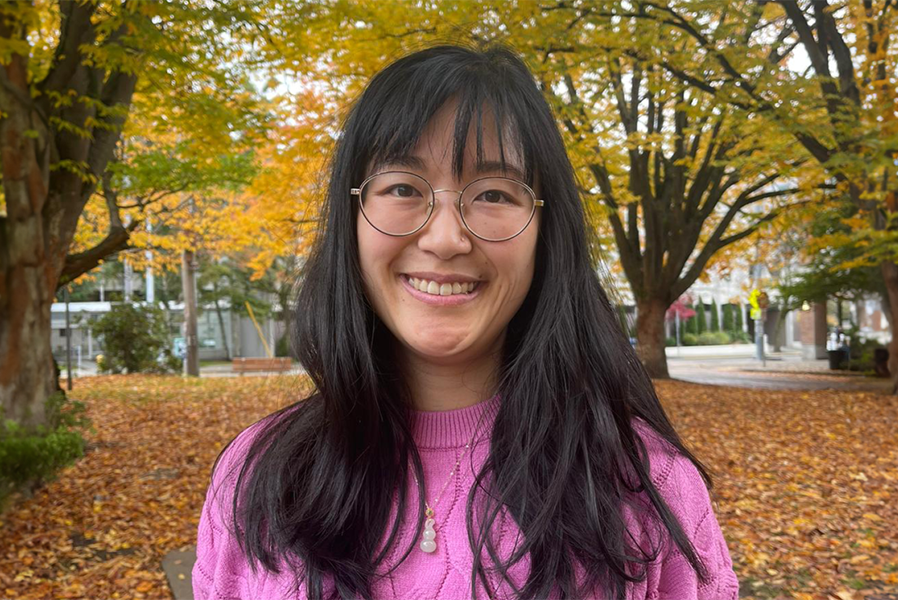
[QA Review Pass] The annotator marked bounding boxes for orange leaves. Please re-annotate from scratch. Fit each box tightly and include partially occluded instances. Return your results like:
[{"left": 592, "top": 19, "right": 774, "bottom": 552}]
[
  {"left": 653, "top": 379, "right": 898, "bottom": 600},
  {"left": 1, "top": 376, "right": 896, "bottom": 599},
  {"left": 0, "top": 374, "right": 308, "bottom": 600}
]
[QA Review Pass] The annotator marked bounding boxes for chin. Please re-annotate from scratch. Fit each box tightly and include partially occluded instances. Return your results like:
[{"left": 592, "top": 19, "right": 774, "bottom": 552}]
[{"left": 406, "top": 333, "right": 472, "bottom": 360}]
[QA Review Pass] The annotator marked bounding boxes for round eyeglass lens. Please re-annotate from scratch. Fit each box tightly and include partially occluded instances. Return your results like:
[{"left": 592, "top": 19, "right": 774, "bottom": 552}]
[
  {"left": 359, "top": 172, "right": 433, "bottom": 235},
  {"left": 461, "top": 178, "right": 535, "bottom": 241}
]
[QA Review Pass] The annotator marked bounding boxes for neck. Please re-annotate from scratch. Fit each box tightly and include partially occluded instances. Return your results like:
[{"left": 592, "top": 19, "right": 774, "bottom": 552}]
[{"left": 399, "top": 336, "right": 504, "bottom": 412}]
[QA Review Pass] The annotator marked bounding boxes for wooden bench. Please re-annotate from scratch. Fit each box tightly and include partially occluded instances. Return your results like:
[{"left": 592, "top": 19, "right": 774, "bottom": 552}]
[{"left": 232, "top": 357, "right": 293, "bottom": 375}]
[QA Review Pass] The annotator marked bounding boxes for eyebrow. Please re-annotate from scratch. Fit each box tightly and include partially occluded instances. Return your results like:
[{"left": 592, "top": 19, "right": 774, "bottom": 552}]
[{"left": 373, "top": 156, "right": 527, "bottom": 182}]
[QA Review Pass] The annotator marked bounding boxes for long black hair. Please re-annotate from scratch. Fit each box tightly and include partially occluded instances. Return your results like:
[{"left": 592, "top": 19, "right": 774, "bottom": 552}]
[{"left": 219, "top": 44, "right": 715, "bottom": 600}]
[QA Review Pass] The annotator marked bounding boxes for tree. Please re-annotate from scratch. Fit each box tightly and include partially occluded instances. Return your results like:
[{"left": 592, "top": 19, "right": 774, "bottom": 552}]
[
  {"left": 776, "top": 201, "right": 885, "bottom": 315},
  {"left": 618, "top": 0, "right": 898, "bottom": 389},
  {"left": 665, "top": 297, "right": 695, "bottom": 345},
  {"left": 686, "top": 305, "right": 699, "bottom": 335},
  {"left": 0, "top": 1, "right": 282, "bottom": 430},
  {"left": 197, "top": 257, "right": 277, "bottom": 359},
  {"left": 735, "top": 303, "right": 744, "bottom": 334},
  {"left": 722, "top": 303, "right": 734, "bottom": 332},
  {"left": 710, "top": 299, "right": 720, "bottom": 332},
  {"left": 695, "top": 302, "right": 707, "bottom": 335}
]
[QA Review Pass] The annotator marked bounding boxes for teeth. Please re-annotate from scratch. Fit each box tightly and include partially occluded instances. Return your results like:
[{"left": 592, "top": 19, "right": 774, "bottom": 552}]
[{"left": 407, "top": 276, "right": 477, "bottom": 296}]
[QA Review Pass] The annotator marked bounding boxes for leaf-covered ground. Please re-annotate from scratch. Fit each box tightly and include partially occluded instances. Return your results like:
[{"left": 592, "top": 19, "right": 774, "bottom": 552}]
[{"left": 0, "top": 375, "right": 896, "bottom": 600}]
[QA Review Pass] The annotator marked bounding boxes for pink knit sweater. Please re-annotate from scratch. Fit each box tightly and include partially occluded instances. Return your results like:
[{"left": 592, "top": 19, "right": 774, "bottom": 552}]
[{"left": 193, "top": 395, "right": 739, "bottom": 599}]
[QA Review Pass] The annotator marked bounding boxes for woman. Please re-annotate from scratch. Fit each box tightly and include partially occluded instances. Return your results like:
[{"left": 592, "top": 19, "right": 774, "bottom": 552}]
[{"left": 193, "top": 44, "right": 739, "bottom": 600}]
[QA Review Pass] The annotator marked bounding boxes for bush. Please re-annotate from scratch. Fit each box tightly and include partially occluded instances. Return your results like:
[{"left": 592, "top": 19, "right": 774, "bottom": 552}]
[
  {"left": 710, "top": 300, "right": 720, "bottom": 332},
  {"left": 665, "top": 337, "right": 678, "bottom": 347},
  {"left": 697, "top": 331, "right": 732, "bottom": 345},
  {"left": 730, "top": 330, "right": 752, "bottom": 344},
  {"left": 845, "top": 330, "right": 881, "bottom": 373},
  {"left": 696, "top": 303, "right": 707, "bottom": 334},
  {"left": 682, "top": 333, "right": 698, "bottom": 346},
  {"left": 686, "top": 306, "right": 698, "bottom": 335},
  {"left": 734, "top": 304, "right": 744, "bottom": 333},
  {"left": 275, "top": 333, "right": 291, "bottom": 358},
  {"left": 92, "top": 304, "right": 176, "bottom": 374},
  {"left": 0, "top": 392, "right": 92, "bottom": 510},
  {"left": 722, "top": 304, "right": 734, "bottom": 332}
]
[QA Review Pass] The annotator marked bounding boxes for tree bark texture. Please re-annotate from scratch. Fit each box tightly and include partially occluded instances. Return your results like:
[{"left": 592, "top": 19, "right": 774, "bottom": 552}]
[
  {"left": 0, "top": 4, "right": 140, "bottom": 431},
  {"left": 635, "top": 298, "right": 670, "bottom": 379},
  {"left": 881, "top": 261, "right": 898, "bottom": 393},
  {"left": 181, "top": 250, "right": 199, "bottom": 377}
]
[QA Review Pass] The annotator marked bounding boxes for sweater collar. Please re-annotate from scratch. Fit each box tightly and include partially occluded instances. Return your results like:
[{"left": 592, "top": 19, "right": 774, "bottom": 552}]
[{"left": 410, "top": 393, "right": 501, "bottom": 450}]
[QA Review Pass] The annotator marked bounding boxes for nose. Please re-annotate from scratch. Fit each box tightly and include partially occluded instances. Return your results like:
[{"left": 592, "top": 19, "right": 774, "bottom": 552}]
[{"left": 416, "top": 190, "right": 472, "bottom": 259}]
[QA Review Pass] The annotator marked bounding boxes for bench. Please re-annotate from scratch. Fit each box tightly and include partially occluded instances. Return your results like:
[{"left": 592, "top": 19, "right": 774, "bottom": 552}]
[{"left": 232, "top": 357, "right": 293, "bottom": 375}]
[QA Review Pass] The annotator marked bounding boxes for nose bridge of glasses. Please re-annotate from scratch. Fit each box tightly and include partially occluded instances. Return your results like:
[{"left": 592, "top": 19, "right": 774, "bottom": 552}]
[{"left": 431, "top": 188, "right": 464, "bottom": 201}]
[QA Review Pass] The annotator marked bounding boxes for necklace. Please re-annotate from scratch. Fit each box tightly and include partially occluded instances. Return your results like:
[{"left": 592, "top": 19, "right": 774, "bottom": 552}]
[{"left": 411, "top": 428, "right": 479, "bottom": 554}]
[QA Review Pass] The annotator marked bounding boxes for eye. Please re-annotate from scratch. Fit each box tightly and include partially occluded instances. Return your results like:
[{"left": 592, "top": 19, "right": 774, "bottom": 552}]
[
  {"left": 386, "top": 184, "right": 422, "bottom": 198},
  {"left": 475, "top": 189, "right": 510, "bottom": 204}
]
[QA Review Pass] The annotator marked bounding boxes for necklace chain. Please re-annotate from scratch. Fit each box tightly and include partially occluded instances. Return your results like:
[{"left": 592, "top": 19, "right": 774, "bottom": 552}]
[
  {"left": 410, "top": 422, "right": 482, "bottom": 553},
  {"left": 411, "top": 437, "right": 473, "bottom": 514}
]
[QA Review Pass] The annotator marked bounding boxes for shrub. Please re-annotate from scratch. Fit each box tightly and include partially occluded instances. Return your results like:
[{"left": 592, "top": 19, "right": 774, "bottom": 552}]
[
  {"left": 0, "top": 392, "right": 92, "bottom": 510},
  {"left": 91, "top": 304, "right": 176, "bottom": 373},
  {"left": 686, "top": 306, "right": 698, "bottom": 335},
  {"left": 730, "top": 330, "right": 752, "bottom": 344},
  {"left": 722, "top": 304, "right": 734, "bottom": 332},
  {"left": 710, "top": 300, "right": 720, "bottom": 332},
  {"left": 734, "top": 304, "right": 744, "bottom": 333},
  {"left": 697, "top": 331, "right": 732, "bottom": 345},
  {"left": 665, "top": 337, "right": 678, "bottom": 347},
  {"left": 696, "top": 303, "right": 707, "bottom": 334},
  {"left": 682, "top": 333, "right": 698, "bottom": 346},
  {"left": 275, "top": 333, "right": 291, "bottom": 358},
  {"left": 845, "top": 330, "right": 882, "bottom": 373}
]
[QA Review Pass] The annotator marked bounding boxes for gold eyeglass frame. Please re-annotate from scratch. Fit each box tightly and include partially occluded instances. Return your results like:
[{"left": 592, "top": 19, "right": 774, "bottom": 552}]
[{"left": 350, "top": 170, "right": 545, "bottom": 242}]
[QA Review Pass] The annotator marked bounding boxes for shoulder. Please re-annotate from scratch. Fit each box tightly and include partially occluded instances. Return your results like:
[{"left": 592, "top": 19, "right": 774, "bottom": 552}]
[
  {"left": 628, "top": 417, "right": 740, "bottom": 599},
  {"left": 192, "top": 409, "right": 294, "bottom": 599},
  {"left": 207, "top": 402, "right": 307, "bottom": 507},
  {"left": 630, "top": 416, "right": 705, "bottom": 501}
]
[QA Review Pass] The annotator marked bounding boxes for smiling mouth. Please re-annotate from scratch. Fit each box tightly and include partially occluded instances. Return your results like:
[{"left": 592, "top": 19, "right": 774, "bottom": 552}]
[{"left": 401, "top": 275, "right": 481, "bottom": 296}]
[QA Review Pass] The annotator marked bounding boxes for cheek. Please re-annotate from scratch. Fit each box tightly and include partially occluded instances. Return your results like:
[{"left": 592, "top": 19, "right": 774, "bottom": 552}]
[{"left": 356, "top": 219, "right": 405, "bottom": 300}]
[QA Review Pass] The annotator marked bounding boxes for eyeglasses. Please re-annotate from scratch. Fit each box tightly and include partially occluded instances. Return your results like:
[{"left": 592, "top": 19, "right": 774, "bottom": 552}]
[{"left": 351, "top": 171, "right": 545, "bottom": 242}]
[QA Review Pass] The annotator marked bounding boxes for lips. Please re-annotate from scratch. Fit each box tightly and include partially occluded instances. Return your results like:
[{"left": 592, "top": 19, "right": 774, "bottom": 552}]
[
  {"left": 407, "top": 277, "right": 479, "bottom": 296},
  {"left": 398, "top": 274, "right": 484, "bottom": 305}
]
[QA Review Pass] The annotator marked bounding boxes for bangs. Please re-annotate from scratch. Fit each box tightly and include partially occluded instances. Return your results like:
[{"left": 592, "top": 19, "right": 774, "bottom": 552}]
[{"left": 359, "top": 51, "right": 538, "bottom": 187}]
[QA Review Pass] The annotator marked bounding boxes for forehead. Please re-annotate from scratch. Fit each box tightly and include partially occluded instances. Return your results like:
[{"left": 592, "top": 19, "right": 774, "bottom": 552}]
[{"left": 367, "top": 98, "right": 528, "bottom": 182}]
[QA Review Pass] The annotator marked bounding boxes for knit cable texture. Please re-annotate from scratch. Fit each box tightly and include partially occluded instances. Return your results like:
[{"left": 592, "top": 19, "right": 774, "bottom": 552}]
[{"left": 193, "top": 398, "right": 739, "bottom": 600}]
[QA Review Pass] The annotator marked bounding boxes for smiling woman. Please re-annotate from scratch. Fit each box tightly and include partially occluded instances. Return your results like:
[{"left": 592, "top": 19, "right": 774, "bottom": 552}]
[
  {"left": 192, "top": 44, "right": 740, "bottom": 600},
  {"left": 355, "top": 96, "right": 540, "bottom": 410}
]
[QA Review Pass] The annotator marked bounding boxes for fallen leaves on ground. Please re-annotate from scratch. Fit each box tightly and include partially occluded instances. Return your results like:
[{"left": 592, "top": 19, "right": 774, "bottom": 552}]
[
  {"left": 653, "top": 380, "right": 898, "bottom": 600},
  {"left": 0, "top": 376, "right": 895, "bottom": 600},
  {"left": 0, "top": 375, "right": 306, "bottom": 600}
]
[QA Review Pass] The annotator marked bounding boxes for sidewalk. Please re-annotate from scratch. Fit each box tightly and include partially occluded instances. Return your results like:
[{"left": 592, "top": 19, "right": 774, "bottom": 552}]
[
  {"left": 61, "top": 361, "right": 306, "bottom": 379},
  {"left": 667, "top": 346, "right": 891, "bottom": 392}
]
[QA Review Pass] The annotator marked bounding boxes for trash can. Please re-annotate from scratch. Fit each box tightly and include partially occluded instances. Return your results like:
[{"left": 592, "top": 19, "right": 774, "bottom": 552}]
[
  {"left": 874, "top": 348, "right": 890, "bottom": 378},
  {"left": 828, "top": 349, "right": 847, "bottom": 370}
]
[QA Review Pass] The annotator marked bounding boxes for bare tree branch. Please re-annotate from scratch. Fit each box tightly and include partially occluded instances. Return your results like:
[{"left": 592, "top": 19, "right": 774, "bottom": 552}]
[{"left": 59, "top": 218, "right": 141, "bottom": 287}]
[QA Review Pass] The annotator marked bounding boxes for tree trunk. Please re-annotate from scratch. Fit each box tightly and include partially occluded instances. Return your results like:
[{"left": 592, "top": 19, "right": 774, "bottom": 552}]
[
  {"left": 0, "top": 46, "right": 56, "bottom": 433},
  {"left": 181, "top": 249, "right": 199, "bottom": 376},
  {"left": 212, "top": 286, "right": 231, "bottom": 360},
  {"left": 0, "top": 271, "right": 56, "bottom": 432},
  {"left": 881, "top": 261, "right": 898, "bottom": 394},
  {"left": 772, "top": 308, "right": 787, "bottom": 353},
  {"left": 635, "top": 297, "right": 670, "bottom": 379}
]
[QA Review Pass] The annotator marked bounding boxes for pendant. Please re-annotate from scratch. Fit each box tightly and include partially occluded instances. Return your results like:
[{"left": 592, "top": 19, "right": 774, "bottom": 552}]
[{"left": 420, "top": 515, "right": 437, "bottom": 553}]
